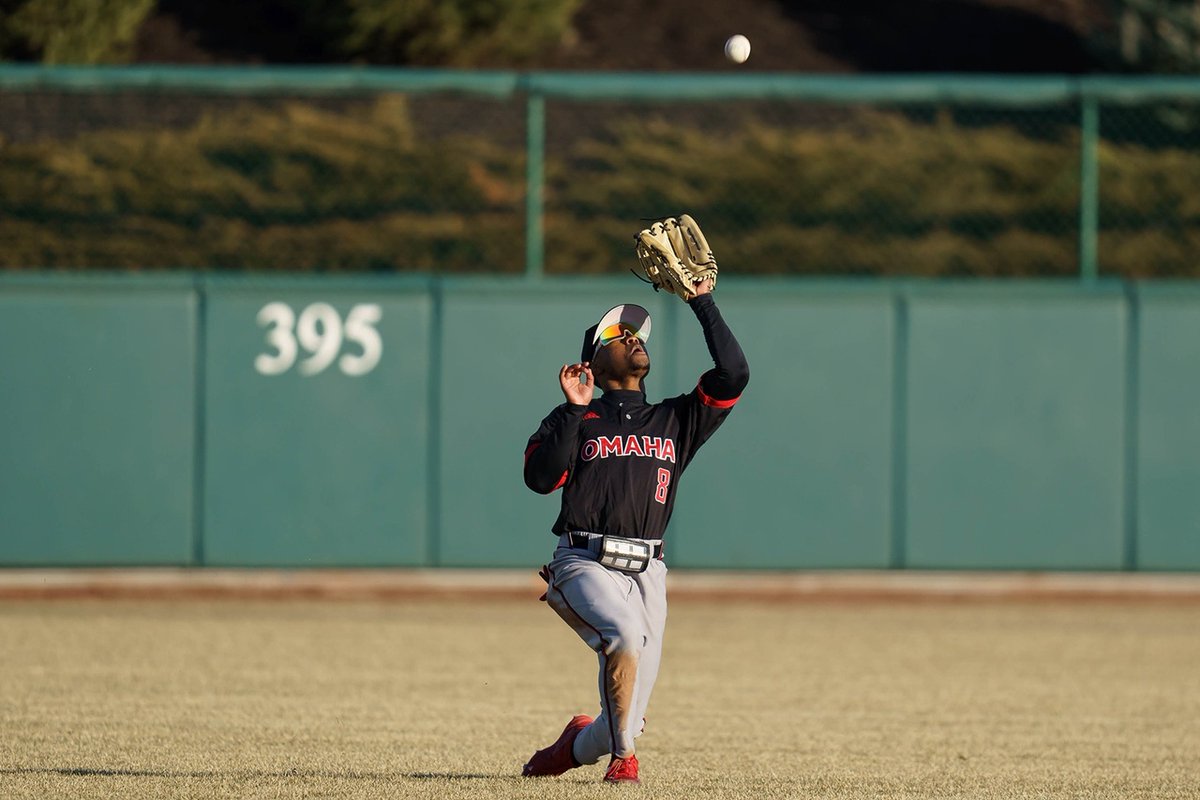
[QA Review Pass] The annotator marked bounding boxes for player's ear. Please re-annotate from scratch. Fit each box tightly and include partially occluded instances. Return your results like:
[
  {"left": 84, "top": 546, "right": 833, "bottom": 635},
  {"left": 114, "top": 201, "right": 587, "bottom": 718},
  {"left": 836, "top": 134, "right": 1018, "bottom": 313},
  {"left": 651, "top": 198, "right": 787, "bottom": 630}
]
[{"left": 589, "top": 348, "right": 609, "bottom": 379}]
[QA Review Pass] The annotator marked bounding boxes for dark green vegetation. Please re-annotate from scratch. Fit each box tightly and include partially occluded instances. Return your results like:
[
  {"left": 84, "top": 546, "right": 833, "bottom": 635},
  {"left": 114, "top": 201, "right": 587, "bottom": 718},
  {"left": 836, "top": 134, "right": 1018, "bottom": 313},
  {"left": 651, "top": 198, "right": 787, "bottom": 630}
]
[
  {"left": 0, "top": 0, "right": 582, "bottom": 66},
  {"left": 3, "top": 95, "right": 1197, "bottom": 276}
]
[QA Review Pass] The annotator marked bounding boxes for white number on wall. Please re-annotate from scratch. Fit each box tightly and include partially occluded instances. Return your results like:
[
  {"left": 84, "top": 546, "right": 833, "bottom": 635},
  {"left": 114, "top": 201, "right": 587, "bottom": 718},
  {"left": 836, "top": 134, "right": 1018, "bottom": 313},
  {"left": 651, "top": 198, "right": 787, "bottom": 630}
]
[
  {"left": 255, "top": 302, "right": 298, "bottom": 376},
  {"left": 254, "top": 302, "right": 383, "bottom": 377},
  {"left": 339, "top": 303, "right": 384, "bottom": 376}
]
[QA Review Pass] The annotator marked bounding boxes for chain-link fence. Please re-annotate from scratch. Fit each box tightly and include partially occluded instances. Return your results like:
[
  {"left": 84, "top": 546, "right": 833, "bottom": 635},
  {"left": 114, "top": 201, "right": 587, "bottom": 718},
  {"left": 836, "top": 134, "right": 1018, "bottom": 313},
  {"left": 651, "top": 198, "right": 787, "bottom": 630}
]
[
  {"left": 1, "top": 68, "right": 1198, "bottom": 278},
  {"left": 1099, "top": 97, "right": 1200, "bottom": 277},
  {"left": 0, "top": 76, "right": 528, "bottom": 273},
  {"left": 541, "top": 97, "right": 1082, "bottom": 277}
]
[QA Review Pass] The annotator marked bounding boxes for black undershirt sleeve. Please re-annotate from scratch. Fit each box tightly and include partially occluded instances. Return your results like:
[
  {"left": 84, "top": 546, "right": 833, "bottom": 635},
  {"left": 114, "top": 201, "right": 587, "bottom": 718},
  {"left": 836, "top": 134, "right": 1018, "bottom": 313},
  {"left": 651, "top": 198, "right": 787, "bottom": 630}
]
[
  {"left": 688, "top": 294, "right": 750, "bottom": 401},
  {"left": 523, "top": 403, "right": 588, "bottom": 493}
]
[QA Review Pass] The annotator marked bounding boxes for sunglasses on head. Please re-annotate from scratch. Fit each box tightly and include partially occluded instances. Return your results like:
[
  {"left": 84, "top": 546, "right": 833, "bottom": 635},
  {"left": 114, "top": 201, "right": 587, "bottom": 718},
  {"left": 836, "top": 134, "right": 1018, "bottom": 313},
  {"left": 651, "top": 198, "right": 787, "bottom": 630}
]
[{"left": 597, "top": 323, "right": 643, "bottom": 348}]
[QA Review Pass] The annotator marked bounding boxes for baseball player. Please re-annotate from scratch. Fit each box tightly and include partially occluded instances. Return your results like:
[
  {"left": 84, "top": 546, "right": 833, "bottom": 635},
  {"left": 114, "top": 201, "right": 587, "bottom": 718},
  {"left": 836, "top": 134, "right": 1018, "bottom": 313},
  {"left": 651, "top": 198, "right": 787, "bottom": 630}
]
[{"left": 520, "top": 222, "right": 748, "bottom": 784}]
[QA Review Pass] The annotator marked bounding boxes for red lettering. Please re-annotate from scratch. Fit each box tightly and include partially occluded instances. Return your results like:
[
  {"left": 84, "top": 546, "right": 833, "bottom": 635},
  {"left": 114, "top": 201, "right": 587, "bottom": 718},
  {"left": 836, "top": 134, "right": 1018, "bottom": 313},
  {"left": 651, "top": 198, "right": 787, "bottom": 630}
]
[
  {"left": 580, "top": 436, "right": 677, "bottom": 462},
  {"left": 655, "top": 468, "right": 671, "bottom": 503}
]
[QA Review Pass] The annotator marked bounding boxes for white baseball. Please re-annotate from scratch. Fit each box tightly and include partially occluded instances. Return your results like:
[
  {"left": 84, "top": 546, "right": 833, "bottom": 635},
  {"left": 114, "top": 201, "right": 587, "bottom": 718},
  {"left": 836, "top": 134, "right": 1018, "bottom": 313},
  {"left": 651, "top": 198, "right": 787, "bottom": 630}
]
[{"left": 724, "top": 34, "right": 750, "bottom": 64}]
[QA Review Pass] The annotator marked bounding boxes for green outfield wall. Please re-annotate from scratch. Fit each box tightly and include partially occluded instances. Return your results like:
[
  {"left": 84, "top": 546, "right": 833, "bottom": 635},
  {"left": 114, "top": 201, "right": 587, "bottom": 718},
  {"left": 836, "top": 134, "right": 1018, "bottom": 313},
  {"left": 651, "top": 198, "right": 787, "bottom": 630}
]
[{"left": 1, "top": 273, "right": 1197, "bottom": 571}]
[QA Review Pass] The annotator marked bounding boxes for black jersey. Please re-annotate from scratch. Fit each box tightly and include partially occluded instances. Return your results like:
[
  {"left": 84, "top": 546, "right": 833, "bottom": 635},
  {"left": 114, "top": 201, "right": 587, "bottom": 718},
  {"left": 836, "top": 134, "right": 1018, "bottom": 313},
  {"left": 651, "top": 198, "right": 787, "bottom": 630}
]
[{"left": 524, "top": 294, "right": 749, "bottom": 542}]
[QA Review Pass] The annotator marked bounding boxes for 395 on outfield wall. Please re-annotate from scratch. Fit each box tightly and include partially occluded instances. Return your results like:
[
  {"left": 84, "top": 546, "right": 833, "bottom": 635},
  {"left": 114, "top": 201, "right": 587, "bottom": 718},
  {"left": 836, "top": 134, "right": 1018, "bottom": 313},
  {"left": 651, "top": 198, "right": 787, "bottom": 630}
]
[{"left": 254, "top": 302, "right": 383, "bottom": 377}]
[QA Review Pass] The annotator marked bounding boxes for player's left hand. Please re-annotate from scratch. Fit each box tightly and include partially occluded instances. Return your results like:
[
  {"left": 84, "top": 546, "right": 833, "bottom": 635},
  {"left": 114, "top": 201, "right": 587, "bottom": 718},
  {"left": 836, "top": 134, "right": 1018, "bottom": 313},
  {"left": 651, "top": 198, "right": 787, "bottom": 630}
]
[
  {"left": 633, "top": 214, "right": 718, "bottom": 300},
  {"left": 691, "top": 277, "right": 714, "bottom": 297}
]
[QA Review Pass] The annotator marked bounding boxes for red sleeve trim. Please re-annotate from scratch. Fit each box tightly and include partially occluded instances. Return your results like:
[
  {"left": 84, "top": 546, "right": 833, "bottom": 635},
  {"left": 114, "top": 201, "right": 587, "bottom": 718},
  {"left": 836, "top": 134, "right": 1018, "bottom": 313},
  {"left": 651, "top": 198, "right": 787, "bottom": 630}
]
[
  {"left": 696, "top": 380, "right": 740, "bottom": 409},
  {"left": 551, "top": 470, "right": 569, "bottom": 491}
]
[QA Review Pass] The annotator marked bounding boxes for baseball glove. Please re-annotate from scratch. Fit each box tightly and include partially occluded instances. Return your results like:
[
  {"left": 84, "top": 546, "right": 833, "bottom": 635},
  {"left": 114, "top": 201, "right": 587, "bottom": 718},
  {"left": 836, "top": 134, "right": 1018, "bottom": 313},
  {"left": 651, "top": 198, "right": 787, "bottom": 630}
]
[{"left": 633, "top": 214, "right": 718, "bottom": 300}]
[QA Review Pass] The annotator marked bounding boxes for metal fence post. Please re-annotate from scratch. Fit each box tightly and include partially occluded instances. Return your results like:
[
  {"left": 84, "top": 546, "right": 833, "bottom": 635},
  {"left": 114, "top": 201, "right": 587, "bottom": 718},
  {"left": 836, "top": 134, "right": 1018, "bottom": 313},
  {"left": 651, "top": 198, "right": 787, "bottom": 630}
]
[
  {"left": 1079, "top": 93, "right": 1100, "bottom": 281},
  {"left": 525, "top": 92, "right": 545, "bottom": 279}
]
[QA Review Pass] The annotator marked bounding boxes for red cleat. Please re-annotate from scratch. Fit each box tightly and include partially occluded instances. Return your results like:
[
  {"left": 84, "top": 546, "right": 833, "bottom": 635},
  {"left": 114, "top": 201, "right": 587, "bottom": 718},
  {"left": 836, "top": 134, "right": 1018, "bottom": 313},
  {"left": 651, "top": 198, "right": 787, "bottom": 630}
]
[
  {"left": 522, "top": 715, "right": 593, "bottom": 777},
  {"left": 603, "top": 754, "right": 640, "bottom": 784}
]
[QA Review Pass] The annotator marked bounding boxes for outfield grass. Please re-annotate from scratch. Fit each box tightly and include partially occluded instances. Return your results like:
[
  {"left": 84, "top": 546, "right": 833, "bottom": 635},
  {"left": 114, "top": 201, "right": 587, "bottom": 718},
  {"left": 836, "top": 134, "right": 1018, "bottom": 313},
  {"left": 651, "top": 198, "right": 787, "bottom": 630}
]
[{"left": 0, "top": 596, "right": 1197, "bottom": 799}]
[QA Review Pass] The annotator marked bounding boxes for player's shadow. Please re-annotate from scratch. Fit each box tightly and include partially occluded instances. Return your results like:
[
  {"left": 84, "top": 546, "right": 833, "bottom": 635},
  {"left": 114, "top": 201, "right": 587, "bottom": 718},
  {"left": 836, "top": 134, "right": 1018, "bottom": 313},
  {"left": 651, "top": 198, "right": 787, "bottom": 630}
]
[{"left": 0, "top": 766, "right": 505, "bottom": 781}]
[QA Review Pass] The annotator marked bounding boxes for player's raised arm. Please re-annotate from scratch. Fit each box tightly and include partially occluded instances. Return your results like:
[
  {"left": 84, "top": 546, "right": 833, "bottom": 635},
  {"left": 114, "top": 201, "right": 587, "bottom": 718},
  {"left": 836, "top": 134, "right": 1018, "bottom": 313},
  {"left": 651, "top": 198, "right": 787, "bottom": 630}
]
[
  {"left": 688, "top": 290, "right": 749, "bottom": 403},
  {"left": 632, "top": 215, "right": 748, "bottom": 403}
]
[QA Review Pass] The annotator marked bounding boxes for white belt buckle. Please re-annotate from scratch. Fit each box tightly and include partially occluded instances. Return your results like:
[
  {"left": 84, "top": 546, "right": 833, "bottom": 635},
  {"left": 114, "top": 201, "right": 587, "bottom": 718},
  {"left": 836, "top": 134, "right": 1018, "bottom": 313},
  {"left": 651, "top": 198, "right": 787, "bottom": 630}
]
[{"left": 598, "top": 536, "right": 652, "bottom": 574}]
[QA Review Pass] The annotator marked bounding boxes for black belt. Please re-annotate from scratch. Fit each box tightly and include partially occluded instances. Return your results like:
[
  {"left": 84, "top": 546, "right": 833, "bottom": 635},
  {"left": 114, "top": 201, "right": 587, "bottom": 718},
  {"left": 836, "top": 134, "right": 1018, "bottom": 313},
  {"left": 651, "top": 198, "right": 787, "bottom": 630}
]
[{"left": 568, "top": 532, "right": 664, "bottom": 559}]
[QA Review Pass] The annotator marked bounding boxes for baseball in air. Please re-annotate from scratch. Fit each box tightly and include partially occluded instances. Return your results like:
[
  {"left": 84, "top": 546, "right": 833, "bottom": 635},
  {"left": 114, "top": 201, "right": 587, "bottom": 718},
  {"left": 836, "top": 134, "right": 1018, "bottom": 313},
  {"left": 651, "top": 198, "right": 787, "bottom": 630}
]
[{"left": 724, "top": 34, "right": 751, "bottom": 64}]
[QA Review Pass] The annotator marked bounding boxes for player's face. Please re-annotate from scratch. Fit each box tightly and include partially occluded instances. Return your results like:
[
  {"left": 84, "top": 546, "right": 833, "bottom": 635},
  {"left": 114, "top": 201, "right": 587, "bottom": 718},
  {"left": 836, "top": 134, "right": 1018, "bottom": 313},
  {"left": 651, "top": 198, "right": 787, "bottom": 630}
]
[{"left": 595, "top": 328, "right": 650, "bottom": 381}]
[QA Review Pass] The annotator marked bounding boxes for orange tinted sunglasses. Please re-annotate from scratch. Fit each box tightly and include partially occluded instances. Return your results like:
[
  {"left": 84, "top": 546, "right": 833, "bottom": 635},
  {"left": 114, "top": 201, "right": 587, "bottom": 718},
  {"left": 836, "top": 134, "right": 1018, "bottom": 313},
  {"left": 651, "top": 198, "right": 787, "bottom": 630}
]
[{"left": 597, "top": 323, "right": 644, "bottom": 347}]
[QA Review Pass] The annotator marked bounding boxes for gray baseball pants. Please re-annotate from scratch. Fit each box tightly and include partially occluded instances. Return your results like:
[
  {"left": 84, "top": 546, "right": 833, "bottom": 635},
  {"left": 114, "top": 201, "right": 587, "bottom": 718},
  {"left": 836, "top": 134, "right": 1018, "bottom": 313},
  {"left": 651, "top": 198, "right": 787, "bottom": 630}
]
[{"left": 542, "top": 537, "right": 668, "bottom": 761}]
